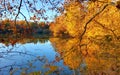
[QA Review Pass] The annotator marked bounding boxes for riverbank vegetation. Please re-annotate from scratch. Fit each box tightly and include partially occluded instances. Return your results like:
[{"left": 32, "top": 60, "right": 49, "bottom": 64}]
[
  {"left": 0, "top": 0, "right": 120, "bottom": 74},
  {"left": 1, "top": 0, "right": 120, "bottom": 40},
  {"left": 0, "top": 19, "right": 50, "bottom": 35}
]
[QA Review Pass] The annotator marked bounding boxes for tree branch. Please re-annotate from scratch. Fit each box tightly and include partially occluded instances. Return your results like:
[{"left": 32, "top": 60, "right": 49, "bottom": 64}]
[
  {"left": 3, "top": 0, "right": 6, "bottom": 11},
  {"left": 14, "top": 0, "right": 23, "bottom": 26},
  {"left": 20, "top": 12, "right": 32, "bottom": 32},
  {"left": 79, "top": 3, "right": 109, "bottom": 42},
  {"left": 94, "top": 19, "right": 118, "bottom": 39},
  {"left": 23, "top": 0, "right": 31, "bottom": 18},
  {"left": 20, "top": 12, "right": 30, "bottom": 26}
]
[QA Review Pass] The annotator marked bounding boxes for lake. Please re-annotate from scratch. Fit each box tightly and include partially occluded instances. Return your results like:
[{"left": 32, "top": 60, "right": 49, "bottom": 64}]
[{"left": 0, "top": 36, "right": 120, "bottom": 75}]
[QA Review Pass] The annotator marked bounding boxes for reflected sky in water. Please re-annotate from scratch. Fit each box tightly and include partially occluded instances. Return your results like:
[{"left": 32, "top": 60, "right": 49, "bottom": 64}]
[
  {"left": 0, "top": 37, "right": 120, "bottom": 75},
  {"left": 0, "top": 40, "right": 73, "bottom": 75}
]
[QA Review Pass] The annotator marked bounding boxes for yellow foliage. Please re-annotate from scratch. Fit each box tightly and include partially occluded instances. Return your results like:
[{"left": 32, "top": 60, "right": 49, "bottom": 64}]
[
  {"left": 50, "top": 37, "right": 120, "bottom": 74},
  {"left": 49, "top": 0, "right": 120, "bottom": 74},
  {"left": 49, "top": 66, "right": 58, "bottom": 71},
  {"left": 50, "top": 0, "right": 120, "bottom": 38},
  {"left": 63, "top": 2, "right": 84, "bottom": 37}
]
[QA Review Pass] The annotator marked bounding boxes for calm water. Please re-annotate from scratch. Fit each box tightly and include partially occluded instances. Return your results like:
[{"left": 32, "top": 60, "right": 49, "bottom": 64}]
[{"left": 0, "top": 37, "right": 120, "bottom": 75}]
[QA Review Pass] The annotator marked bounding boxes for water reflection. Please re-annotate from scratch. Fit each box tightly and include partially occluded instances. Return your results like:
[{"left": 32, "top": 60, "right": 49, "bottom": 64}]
[
  {"left": 0, "top": 37, "right": 120, "bottom": 75},
  {"left": 0, "top": 37, "right": 72, "bottom": 75},
  {"left": 50, "top": 38, "right": 120, "bottom": 75}
]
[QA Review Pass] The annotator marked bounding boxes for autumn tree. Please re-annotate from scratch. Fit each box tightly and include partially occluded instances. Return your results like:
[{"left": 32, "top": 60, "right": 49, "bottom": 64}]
[
  {"left": 50, "top": 37, "right": 120, "bottom": 75},
  {"left": 49, "top": 15, "right": 68, "bottom": 37},
  {"left": 49, "top": 0, "right": 120, "bottom": 41},
  {"left": 50, "top": 0, "right": 120, "bottom": 74}
]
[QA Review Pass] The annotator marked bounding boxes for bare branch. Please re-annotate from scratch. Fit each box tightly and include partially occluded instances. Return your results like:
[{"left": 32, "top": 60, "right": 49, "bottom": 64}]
[
  {"left": 20, "top": 12, "right": 30, "bottom": 26},
  {"left": 3, "top": 0, "right": 6, "bottom": 11},
  {"left": 14, "top": 0, "right": 23, "bottom": 26},
  {"left": 23, "top": 0, "right": 31, "bottom": 18}
]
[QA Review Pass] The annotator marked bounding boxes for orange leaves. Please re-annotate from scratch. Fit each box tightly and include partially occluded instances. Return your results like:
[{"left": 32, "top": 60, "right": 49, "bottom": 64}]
[
  {"left": 50, "top": 37, "right": 120, "bottom": 75},
  {"left": 44, "top": 65, "right": 59, "bottom": 75},
  {"left": 30, "top": 15, "right": 37, "bottom": 20},
  {"left": 50, "top": 38, "right": 82, "bottom": 69},
  {"left": 55, "top": 55, "right": 61, "bottom": 62},
  {"left": 116, "top": 1, "right": 120, "bottom": 9},
  {"left": 30, "top": 15, "right": 41, "bottom": 21},
  {"left": 49, "top": 15, "right": 67, "bottom": 37},
  {"left": 49, "top": 66, "right": 58, "bottom": 72},
  {"left": 49, "top": 1, "right": 84, "bottom": 37}
]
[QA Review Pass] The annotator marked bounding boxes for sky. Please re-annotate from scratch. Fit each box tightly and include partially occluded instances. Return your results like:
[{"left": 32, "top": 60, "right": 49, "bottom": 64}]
[
  {"left": 0, "top": 0, "right": 64, "bottom": 22},
  {"left": 17, "top": 0, "right": 119, "bottom": 22},
  {"left": 20, "top": 0, "right": 61, "bottom": 22}
]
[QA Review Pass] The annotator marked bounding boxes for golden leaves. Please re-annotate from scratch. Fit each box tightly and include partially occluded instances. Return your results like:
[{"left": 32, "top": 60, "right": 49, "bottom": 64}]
[
  {"left": 116, "top": 1, "right": 120, "bottom": 9},
  {"left": 50, "top": 37, "right": 120, "bottom": 75}
]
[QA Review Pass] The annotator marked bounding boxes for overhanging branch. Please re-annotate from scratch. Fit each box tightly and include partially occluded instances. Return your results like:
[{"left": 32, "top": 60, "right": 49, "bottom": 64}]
[
  {"left": 80, "top": 3, "right": 109, "bottom": 42},
  {"left": 14, "top": 0, "right": 23, "bottom": 26},
  {"left": 20, "top": 12, "right": 30, "bottom": 26},
  {"left": 94, "top": 20, "right": 118, "bottom": 38}
]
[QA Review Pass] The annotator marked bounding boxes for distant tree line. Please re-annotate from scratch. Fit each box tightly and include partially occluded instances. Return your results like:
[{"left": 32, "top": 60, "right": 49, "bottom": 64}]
[{"left": 0, "top": 19, "right": 50, "bottom": 35}]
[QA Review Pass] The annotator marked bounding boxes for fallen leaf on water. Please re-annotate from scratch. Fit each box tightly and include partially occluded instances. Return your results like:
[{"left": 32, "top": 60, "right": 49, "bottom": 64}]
[{"left": 49, "top": 66, "right": 58, "bottom": 71}]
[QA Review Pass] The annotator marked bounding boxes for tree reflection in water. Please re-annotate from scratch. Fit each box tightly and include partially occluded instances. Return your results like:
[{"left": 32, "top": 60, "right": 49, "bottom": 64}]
[
  {"left": 0, "top": 36, "right": 120, "bottom": 75},
  {"left": 50, "top": 37, "right": 120, "bottom": 75},
  {"left": 0, "top": 37, "right": 73, "bottom": 75}
]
